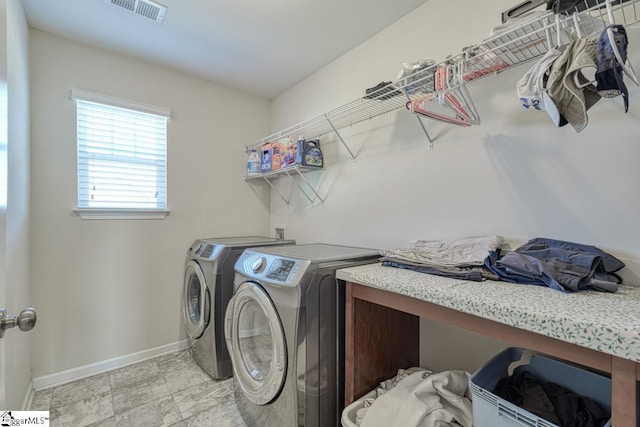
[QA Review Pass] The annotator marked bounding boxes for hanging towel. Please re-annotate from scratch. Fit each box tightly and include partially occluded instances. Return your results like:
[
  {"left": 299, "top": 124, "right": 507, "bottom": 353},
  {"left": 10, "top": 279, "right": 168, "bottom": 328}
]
[{"left": 546, "top": 37, "right": 602, "bottom": 132}]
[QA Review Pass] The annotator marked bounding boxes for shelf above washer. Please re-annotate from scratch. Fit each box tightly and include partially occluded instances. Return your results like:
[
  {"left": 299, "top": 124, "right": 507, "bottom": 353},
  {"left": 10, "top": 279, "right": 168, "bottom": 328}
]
[
  {"left": 245, "top": 164, "right": 325, "bottom": 206},
  {"left": 244, "top": 164, "right": 323, "bottom": 180}
]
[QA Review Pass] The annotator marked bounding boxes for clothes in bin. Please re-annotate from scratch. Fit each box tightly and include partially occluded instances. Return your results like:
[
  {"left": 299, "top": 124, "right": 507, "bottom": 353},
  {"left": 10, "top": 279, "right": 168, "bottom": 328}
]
[
  {"left": 341, "top": 367, "right": 473, "bottom": 427},
  {"left": 470, "top": 347, "right": 612, "bottom": 427}
]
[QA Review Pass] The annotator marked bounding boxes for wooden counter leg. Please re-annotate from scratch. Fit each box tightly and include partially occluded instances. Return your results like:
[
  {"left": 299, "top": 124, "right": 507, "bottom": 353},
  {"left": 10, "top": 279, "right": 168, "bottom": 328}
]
[
  {"left": 344, "top": 282, "right": 419, "bottom": 406},
  {"left": 611, "top": 356, "right": 636, "bottom": 426},
  {"left": 344, "top": 282, "right": 356, "bottom": 406}
]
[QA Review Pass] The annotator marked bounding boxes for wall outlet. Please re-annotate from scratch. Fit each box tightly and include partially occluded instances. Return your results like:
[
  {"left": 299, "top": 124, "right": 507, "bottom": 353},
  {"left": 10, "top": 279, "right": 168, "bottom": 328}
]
[{"left": 274, "top": 224, "right": 287, "bottom": 240}]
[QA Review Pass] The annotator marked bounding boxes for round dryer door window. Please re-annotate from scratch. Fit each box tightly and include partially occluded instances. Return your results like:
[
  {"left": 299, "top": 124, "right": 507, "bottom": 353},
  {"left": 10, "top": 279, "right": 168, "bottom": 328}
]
[
  {"left": 226, "top": 281, "right": 287, "bottom": 405},
  {"left": 183, "top": 260, "right": 209, "bottom": 339}
]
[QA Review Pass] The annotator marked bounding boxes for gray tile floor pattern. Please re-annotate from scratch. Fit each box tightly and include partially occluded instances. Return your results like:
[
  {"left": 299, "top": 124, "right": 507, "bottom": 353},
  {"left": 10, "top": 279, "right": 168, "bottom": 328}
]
[{"left": 30, "top": 350, "right": 248, "bottom": 427}]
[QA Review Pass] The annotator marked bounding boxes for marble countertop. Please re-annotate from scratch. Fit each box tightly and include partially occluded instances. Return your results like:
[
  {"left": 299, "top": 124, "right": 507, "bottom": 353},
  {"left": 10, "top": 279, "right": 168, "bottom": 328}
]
[{"left": 337, "top": 263, "right": 640, "bottom": 362}]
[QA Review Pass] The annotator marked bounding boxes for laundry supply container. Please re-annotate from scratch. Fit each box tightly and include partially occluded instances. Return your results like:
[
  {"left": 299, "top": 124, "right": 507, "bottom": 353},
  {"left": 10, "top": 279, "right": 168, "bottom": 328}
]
[
  {"left": 260, "top": 142, "right": 273, "bottom": 172},
  {"left": 470, "top": 347, "right": 611, "bottom": 427}
]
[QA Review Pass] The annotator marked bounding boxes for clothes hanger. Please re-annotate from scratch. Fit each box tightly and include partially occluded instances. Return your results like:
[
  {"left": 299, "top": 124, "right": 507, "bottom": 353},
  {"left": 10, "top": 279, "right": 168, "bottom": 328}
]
[
  {"left": 572, "top": 11, "right": 583, "bottom": 37},
  {"left": 563, "top": 2, "right": 627, "bottom": 91},
  {"left": 545, "top": 15, "right": 555, "bottom": 50},
  {"left": 406, "top": 59, "right": 482, "bottom": 127},
  {"left": 437, "top": 65, "right": 473, "bottom": 125},
  {"left": 438, "top": 65, "right": 469, "bottom": 119},
  {"left": 405, "top": 65, "right": 471, "bottom": 127},
  {"left": 446, "top": 58, "right": 480, "bottom": 125},
  {"left": 452, "top": 60, "right": 482, "bottom": 124},
  {"left": 570, "top": 10, "right": 596, "bottom": 89},
  {"left": 606, "top": 26, "right": 639, "bottom": 85},
  {"left": 439, "top": 65, "right": 470, "bottom": 119},
  {"left": 571, "top": 0, "right": 639, "bottom": 90},
  {"left": 406, "top": 94, "right": 472, "bottom": 127},
  {"left": 452, "top": 60, "right": 481, "bottom": 124},
  {"left": 604, "top": 0, "right": 639, "bottom": 85},
  {"left": 439, "top": 63, "right": 481, "bottom": 124}
]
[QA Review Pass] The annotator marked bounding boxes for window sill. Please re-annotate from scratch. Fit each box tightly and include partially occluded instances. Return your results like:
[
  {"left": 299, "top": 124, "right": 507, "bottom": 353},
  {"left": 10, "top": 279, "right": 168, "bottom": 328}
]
[{"left": 74, "top": 208, "right": 170, "bottom": 220}]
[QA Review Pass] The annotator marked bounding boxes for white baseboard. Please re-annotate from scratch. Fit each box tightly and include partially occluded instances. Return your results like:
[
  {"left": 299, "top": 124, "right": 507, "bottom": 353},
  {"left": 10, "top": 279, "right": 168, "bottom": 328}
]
[
  {"left": 21, "top": 380, "right": 34, "bottom": 410},
  {"left": 32, "top": 339, "right": 190, "bottom": 391}
]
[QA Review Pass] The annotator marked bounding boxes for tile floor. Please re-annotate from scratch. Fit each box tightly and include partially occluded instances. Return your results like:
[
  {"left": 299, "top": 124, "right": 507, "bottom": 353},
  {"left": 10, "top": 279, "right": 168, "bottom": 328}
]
[{"left": 30, "top": 350, "right": 248, "bottom": 427}]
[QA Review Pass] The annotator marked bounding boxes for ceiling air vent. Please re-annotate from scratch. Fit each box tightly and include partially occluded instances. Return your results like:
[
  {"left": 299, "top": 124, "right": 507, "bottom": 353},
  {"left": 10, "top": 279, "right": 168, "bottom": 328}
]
[{"left": 105, "top": 0, "right": 167, "bottom": 23}]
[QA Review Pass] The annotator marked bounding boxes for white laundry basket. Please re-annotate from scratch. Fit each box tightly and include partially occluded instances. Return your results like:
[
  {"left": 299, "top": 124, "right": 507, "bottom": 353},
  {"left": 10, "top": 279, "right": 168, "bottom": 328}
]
[
  {"left": 341, "top": 390, "right": 376, "bottom": 427},
  {"left": 341, "top": 366, "right": 438, "bottom": 427}
]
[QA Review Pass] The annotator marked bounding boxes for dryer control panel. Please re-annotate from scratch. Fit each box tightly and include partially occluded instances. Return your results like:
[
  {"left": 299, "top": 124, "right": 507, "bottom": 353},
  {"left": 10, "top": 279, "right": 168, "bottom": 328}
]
[{"left": 188, "top": 241, "right": 223, "bottom": 261}]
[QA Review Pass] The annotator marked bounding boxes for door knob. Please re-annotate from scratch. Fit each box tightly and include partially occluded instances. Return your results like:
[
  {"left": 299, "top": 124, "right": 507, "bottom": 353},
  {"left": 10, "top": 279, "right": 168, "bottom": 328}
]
[{"left": 0, "top": 307, "right": 37, "bottom": 338}]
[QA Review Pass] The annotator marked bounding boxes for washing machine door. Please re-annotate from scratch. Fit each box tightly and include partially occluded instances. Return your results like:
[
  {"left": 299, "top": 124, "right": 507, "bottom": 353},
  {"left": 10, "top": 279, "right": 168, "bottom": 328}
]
[
  {"left": 225, "top": 281, "right": 287, "bottom": 405},
  {"left": 183, "top": 260, "right": 209, "bottom": 339}
]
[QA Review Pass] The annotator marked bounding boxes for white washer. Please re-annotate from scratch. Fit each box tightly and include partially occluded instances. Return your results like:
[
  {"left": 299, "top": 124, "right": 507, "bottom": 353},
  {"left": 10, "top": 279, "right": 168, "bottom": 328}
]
[
  {"left": 183, "top": 236, "right": 294, "bottom": 379},
  {"left": 225, "top": 244, "right": 379, "bottom": 426}
]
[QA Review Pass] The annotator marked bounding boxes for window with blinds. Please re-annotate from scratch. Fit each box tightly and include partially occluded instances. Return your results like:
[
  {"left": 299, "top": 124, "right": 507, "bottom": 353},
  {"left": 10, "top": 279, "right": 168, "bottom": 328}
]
[{"left": 71, "top": 89, "right": 170, "bottom": 218}]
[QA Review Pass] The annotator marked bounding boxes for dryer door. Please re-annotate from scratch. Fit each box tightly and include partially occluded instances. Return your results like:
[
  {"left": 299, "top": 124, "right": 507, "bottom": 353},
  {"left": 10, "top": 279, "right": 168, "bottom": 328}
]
[
  {"left": 183, "top": 260, "right": 209, "bottom": 339},
  {"left": 225, "top": 281, "right": 287, "bottom": 405}
]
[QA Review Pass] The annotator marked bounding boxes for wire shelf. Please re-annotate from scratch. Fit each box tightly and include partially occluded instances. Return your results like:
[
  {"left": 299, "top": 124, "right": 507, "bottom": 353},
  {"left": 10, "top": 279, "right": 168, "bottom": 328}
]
[{"left": 245, "top": 0, "right": 640, "bottom": 152}]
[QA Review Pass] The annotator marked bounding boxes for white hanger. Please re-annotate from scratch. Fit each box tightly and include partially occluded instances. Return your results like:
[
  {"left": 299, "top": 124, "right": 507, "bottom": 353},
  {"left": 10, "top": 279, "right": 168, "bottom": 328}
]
[
  {"left": 440, "top": 63, "right": 481, "bottom": 125},
  {"left": 604, "top": 0, "right": 639, "bottom": 85},
  {"left": 572, "top": 11, "right": 583, "bottom": 38},
  {"left": 453, "top": 59, "right": 481, "bottom": 124},
  {"left": 407, "top": 62, "right": 480, "bottom": 127},
  {"left": 544, "top": 15, "right": 554, "bottom": 50},
  {"left": 571, "top": 0, "right": 639, "bottom": 90},
  {"left": 606, "top": 26, "right": 639, "bottom": 85}
]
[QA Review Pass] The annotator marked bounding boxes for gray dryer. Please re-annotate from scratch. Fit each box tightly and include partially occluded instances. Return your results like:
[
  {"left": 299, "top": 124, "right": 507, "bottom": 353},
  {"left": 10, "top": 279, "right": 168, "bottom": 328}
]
[{"left": 183, "top": 236, "right": 294, "bottom": 379}]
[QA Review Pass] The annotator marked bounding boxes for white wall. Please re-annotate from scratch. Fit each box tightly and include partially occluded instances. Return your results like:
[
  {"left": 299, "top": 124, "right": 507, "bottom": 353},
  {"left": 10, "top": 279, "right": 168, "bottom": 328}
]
[
  {"left": 0, "top": 0, "right": 7, "bottom": 406},
  {"left": 29, "top": 30, "right": 272, "bottom": 378},
  {"left": 271, "top": 0, "right": 640, "bottom": 372},
  {"left": 2, "top": 0, "right": 32, "bottom": 408}
]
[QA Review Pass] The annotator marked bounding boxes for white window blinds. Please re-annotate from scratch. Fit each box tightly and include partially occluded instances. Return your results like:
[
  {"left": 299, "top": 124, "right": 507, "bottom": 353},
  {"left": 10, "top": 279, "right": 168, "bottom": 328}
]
[{"left": 72, "top": 89, "right": 170, "bottom": 215}]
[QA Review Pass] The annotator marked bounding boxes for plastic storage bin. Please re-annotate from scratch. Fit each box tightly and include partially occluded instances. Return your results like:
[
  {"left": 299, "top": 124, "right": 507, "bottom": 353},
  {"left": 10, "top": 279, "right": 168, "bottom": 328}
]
[{"left": 470, "top": 347, "right": 611, "bottom": 427}]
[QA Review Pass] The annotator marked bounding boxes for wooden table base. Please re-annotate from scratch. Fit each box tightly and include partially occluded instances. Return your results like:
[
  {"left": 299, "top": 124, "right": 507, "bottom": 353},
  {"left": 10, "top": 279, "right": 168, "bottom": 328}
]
[{"left": 344, "top": 281, "right": 638, "bottom": 426}]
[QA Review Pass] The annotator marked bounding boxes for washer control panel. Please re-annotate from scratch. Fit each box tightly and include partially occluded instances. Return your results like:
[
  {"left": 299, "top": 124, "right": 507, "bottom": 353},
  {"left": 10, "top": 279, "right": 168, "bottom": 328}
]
[
  {"left": 265, "top": 258, "right": 297, "bottom": 282},
  {"left": 237, "top": 250, "right": 309, "bottom": 287},
  {"left": 252, "top": 257, "right": 267, "bottom": 273}
]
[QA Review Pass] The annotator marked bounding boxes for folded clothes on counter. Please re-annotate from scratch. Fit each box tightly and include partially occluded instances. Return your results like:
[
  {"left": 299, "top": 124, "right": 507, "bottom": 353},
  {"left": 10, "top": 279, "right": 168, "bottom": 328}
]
[
  {"left": 381, "top": 235, "right": 625, "bottom": 293},
  {"left": 484, "top": 237, "right": 625, "bottom": 292},
  {"left": 380, "top": 235, "right": 504, "bottom": 282},
  {"left": 381, "top": 260, "right": 487, "bottom": 282},
  {"left": 381, "top": 235, "right": 504, "bottom": 268}
]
